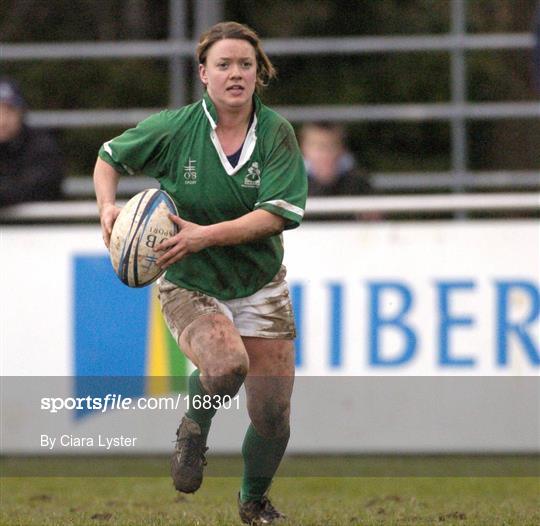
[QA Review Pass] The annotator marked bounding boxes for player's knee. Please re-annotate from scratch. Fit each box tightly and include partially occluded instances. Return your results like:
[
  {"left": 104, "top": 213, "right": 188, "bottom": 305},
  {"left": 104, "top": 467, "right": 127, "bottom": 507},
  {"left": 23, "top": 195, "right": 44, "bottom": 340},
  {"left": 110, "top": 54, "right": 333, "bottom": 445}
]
[
  {"left": 187, "top": 315, "right": 249, "bottom": 396},
  {"left": 203, "top": 356, "right": 248, "bottom": 397},
  {"left": 251, "top": 400, "right": 290, "bottom": 438},
  {"left": 204, "top": 342, "right": 249, "bottom": 380}
]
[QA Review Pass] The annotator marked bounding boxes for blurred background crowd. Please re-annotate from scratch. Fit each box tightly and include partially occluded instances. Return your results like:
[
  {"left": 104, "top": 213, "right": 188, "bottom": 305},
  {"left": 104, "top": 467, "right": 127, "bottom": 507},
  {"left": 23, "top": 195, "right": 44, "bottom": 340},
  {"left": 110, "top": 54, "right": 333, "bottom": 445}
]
[{"left": 1, "top": 0, "right": 539, "bottom": 209}]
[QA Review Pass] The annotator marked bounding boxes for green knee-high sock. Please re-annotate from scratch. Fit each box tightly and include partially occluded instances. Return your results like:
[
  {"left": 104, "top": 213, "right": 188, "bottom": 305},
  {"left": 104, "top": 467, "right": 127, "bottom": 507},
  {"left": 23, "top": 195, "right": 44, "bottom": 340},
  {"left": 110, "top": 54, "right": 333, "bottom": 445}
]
[
  {"left": 185, "top": 369, "right": 216, "bottom": 443},
  {"left": 240, "top": 424, "right": 290, "bottom": 503}
]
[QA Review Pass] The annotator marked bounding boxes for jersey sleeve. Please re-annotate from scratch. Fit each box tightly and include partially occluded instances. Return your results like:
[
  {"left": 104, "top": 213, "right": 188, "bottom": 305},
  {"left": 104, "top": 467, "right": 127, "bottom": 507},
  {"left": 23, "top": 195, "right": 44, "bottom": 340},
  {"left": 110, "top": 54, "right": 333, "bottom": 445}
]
[
  {"left": 255, "top": 122, "right": 307, "bottom": 229},
  {"left": 98, "top": 111, "right": 171, "bottom": 179}
]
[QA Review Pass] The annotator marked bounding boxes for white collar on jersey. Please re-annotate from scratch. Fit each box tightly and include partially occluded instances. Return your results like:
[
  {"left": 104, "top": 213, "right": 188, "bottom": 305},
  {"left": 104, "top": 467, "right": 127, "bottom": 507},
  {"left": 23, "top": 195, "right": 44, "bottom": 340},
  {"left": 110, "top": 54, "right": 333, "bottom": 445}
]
[{"left": 202, "top": 97, "right": 258, "bottom": 176}]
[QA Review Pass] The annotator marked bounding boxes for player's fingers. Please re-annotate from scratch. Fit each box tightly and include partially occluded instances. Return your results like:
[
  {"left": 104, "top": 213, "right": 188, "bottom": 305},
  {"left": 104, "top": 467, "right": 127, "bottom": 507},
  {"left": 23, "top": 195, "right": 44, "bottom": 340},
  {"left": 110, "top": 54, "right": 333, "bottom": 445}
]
[
  {"left": 102, "top": 210, "right": 118, "bottom": 234},
  {"left": 100, "top": 218, "right": 111, "bottom": 247},
  {"left": 156, "top": 243, "right": 183, "bottom": 268},
  {"left": 102, "top": 229, "right": 111, "bottom": 249},
  {"left": 158, "top": 253, "right": 181, "bottom": 269},
  {"left": 168, "top": 213, "right": 185, "bottom": 226},
  {"left": 163, "top": 248, "right": 186, "bottom": 268},
  {"left": 155, "top": 235, "right": 179, "bottom": 252},
  {"left": 102, "top": 207, "right": 120, "bottom": 235}
]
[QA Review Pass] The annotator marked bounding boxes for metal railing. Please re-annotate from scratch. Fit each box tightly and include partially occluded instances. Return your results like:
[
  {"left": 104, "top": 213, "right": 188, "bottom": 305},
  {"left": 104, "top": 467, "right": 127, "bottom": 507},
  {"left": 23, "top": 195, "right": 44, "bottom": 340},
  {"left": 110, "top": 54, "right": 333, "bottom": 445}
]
[
  {"left": 57, "top": 172, "right": 540, "bottom": 201},
  {"left": 1, "top": 0, "right": 538, "bottom": 193},
  {"left": 3, "top": 33, "right": 534, "bottom": 61},
  {"left": 1, "top": 194, "right": 538, "bottom": 223},
  {"left": 24, "top": 101, "right": 540, "bottom": 129}
]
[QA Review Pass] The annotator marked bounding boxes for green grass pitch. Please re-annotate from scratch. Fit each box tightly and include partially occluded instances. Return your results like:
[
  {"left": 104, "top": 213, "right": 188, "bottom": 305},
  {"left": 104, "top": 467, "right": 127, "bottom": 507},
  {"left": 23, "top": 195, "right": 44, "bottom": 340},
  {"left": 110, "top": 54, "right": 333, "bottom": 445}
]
[{"left": 1, "top": 456, "right": 539, "bottom": 525}]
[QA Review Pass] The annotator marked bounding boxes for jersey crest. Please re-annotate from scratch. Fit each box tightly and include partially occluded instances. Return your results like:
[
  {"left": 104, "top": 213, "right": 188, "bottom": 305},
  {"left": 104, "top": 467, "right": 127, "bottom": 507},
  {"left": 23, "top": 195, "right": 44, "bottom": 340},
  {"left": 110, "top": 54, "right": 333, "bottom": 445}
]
[{"left": 242, "top": 162, "right": 261, "bottom": 188}]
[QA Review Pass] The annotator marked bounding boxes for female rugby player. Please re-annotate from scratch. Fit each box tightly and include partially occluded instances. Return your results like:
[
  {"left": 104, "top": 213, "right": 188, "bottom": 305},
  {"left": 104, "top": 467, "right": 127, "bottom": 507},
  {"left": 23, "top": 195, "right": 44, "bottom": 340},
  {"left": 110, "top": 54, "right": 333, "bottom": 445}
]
[{"left": 94, "top": 21, "right": 307, "bottom": 525}]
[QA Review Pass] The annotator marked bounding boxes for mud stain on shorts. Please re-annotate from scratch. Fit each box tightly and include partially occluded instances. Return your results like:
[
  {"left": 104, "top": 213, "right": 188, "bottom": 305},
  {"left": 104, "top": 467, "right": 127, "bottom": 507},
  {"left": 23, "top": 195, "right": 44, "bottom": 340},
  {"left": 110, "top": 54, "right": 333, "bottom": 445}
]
[
  {"left": 258, "top": 288, "right": 296, "bottom": 337},
  {"left": 158, "top": 280, "right": 222, "bottom": 345},
  {"left": 158, "top": 266, "right": 296, "bottom": 341}
]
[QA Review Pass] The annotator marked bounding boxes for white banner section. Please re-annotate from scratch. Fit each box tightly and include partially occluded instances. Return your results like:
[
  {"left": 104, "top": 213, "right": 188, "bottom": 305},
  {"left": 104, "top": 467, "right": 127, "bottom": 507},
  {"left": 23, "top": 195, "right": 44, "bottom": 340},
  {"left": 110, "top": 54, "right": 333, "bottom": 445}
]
[
  {"left": 1, "top": 221, "right": 539, "bottom": 454},
  {"left": 3, "top": 221, "right": 538, "bottom": 377}
]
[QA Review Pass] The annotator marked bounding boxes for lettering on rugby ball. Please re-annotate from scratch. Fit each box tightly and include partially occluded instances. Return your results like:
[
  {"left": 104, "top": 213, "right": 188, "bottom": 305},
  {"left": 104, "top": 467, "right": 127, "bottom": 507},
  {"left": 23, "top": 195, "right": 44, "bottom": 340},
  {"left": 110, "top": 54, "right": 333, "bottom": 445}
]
[{"left": 109, "top": 189, "right": 179, "bottom": 287}]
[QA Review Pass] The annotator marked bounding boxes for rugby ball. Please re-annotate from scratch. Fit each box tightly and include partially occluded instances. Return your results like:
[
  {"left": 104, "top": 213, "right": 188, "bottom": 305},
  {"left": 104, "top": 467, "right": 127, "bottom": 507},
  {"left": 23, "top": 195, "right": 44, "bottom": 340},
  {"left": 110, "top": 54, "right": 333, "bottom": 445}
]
[{"left": 109, "top": 189, "right": 179, "bottom": 287}]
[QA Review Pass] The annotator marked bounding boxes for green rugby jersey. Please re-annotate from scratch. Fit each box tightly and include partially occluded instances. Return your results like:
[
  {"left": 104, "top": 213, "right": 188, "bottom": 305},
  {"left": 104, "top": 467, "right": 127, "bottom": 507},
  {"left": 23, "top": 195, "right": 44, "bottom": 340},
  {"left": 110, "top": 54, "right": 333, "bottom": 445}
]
[{"left": 99, "top": 93, "right": 307, "bottom": 300}]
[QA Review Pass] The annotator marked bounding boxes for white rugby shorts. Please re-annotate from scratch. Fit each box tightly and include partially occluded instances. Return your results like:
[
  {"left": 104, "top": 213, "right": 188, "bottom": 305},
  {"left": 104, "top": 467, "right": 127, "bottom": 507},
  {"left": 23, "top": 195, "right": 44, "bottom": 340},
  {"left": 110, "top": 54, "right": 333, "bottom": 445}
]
[{"left": 157, "top": 266, "right": 296, "bottom": 342}]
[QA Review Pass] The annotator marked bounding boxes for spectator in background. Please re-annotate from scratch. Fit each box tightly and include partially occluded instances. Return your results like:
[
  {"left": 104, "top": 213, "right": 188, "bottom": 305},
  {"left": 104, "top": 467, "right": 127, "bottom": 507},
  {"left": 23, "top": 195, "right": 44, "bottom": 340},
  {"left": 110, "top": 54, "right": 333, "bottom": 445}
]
[
  {"left": 300, "top": 122, "right": 381, "bottom": 219},
  {"left": 0, "top": 77, "right": 64, "bottom": 207},
  {"left": 300, "top": 122, "right": 372, "bottom": 196}
]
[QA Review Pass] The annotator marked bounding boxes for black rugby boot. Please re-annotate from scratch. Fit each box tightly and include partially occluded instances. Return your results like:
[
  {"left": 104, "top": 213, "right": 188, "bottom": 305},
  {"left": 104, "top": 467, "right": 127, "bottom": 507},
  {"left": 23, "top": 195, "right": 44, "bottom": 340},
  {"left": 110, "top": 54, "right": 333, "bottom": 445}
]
[
  {"left": 170, "top": 416, "right": 208, "bottom": 493},
  {"left": 238, "top": 493, "right": 286, "bottom": 525}
]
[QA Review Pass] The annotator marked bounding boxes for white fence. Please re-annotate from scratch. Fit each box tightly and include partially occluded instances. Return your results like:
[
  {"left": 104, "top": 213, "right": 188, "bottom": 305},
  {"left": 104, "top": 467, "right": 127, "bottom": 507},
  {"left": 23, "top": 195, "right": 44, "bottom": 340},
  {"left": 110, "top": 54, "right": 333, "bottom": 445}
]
[{"left": 1, "top": 193, "right": 539, "bottom": 222}]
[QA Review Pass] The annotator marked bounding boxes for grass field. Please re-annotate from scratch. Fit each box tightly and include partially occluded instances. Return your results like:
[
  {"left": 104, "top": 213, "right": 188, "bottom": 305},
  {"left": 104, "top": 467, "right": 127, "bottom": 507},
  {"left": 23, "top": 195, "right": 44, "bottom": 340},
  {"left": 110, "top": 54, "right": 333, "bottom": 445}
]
[{"left": 1, "top": 457, "right": 539, "bottom": 526}]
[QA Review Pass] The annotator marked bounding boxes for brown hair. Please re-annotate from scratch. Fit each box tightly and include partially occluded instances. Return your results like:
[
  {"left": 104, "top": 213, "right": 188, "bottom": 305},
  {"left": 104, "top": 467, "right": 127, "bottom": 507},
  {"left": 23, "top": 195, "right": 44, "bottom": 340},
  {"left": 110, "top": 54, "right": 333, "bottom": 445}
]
[
  {"left": 300, "top": 122, "right": 347, "bottom": 146},
  {"left": 196, "top": 21, "right": 276, "bottom": 92}
]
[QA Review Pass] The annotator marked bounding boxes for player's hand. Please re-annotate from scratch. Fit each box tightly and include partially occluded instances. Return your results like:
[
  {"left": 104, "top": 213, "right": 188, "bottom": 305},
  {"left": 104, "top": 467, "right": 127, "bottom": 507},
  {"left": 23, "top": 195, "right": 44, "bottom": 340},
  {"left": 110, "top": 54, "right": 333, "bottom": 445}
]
[
  {"left": 99, "top": 203, "right": 121, "bottom": 249},
  {"left": 155, "top": 214, "right": 211, "bottom": 269}
]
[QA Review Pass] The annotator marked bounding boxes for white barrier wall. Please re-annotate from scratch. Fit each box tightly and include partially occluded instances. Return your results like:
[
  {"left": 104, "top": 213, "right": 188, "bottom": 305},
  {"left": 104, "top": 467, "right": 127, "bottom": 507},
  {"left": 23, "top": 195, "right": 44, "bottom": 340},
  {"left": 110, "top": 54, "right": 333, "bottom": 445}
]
[
  {"left": 285, "top": 221, "right": 539, "bottom": 376},
  {"left": 1, "top": 221, "right": 539, "bottom": 454}
]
